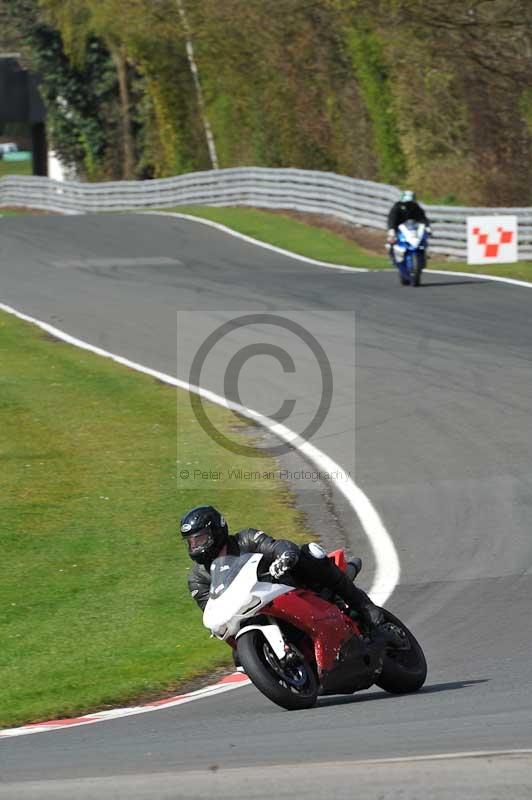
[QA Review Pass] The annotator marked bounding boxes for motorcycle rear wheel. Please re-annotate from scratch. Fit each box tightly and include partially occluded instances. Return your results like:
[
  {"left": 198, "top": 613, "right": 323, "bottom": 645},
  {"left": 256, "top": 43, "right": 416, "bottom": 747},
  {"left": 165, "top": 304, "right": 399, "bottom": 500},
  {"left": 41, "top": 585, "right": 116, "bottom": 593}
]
[
  {"left": 375, "top": 609, "right": 427, "bottom": 694},
  {"left": 237, "top": 630, "right": 318, "bottom": 710}
]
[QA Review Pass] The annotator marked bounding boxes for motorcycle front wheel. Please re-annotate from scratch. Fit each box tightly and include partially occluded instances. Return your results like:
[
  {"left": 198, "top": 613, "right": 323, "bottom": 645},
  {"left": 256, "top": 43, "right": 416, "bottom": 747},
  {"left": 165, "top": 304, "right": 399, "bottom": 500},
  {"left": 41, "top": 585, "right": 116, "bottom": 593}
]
[
  {"left": 412, "top": 252, "right": 425, "bottom": 286},
  {"left": 237, "top": 630, "right": 318, "bottom": 710},
  {"left": 375, "top": 609, "right": 427, "bottom": 694},
  {"left": 399, "top": 272, "right": 410, "bottom": 286}
]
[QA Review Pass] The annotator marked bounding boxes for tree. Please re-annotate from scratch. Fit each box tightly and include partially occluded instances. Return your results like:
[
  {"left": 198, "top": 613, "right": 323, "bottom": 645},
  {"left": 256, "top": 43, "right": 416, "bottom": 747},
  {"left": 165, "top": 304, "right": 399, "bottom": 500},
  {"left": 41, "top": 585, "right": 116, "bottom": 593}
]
[{"left": 4, "top": 0, "right": 531, "bottom": 200}]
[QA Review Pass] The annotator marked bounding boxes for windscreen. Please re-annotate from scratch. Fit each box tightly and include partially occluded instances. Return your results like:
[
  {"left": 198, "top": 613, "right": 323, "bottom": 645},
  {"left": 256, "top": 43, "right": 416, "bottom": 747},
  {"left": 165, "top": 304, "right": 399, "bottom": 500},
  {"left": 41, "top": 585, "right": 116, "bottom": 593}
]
[{"left": 209, "top": 554, "right": 257, "bottom": 599}]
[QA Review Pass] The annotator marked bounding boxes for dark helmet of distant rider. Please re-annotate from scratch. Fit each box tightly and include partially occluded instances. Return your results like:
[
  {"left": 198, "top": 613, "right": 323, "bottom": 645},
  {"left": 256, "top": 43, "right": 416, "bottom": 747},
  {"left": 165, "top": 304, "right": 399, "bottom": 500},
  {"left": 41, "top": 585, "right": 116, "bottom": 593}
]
[{"left": 180, "top": 505, "right": 229, "bottom": 565}]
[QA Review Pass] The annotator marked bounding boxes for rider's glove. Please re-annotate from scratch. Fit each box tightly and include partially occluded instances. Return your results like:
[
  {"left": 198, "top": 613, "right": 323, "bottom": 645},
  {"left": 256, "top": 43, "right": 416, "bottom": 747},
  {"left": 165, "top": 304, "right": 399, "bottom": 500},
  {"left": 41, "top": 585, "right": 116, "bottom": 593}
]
[
  {"left": 426, "top": 226, "right": 432, "bottom": 236},
  {"left": 269, "top": 550, "right": 298, "bottom": 579},
  {"left": 387, "top": 228, "right": 396, "bottom": 244}
]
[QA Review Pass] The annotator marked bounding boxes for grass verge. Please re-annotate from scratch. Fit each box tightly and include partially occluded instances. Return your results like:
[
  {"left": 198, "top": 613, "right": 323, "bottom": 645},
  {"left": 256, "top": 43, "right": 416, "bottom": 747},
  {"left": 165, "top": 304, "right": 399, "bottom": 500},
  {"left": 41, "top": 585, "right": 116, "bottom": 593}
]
[
  {"left": 426, "top": 260, "right": 532, "bottom": 283},
  {"left": 0, "top": 160, "right": 32, "bottom": 177},
  {"left": 0, "top": 310, "right": 308, "bottom": 728},
  {"left": 163, "top": 205, "right": 387, "bottom": 269},
  {"left": 161, "top": 206, "right": 532, "bottom": 283}
]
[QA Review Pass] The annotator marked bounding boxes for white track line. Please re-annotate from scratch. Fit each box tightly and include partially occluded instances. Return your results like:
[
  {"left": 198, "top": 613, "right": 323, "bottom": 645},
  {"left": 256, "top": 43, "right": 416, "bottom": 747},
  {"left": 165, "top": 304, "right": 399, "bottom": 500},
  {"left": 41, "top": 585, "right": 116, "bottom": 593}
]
[
  {"left": 143, "top": 211, "right": 367, "bottom": 272},
  {"left": 0, "top": 295, "right": 399, "bottom": 737},
  {"left": 0, "top": 300, "right": 400, "bottom": 605},
  {"left": 146, "top": 211, "right": 532, "bottom": 288},
  {"left": 0, "top": 675, "right": 250, "bottom": 739},
  {"left": 382, "top": 266, "right": 532, "bottom": 289},
  {"left": 3, "top": 212, "right": 530, "bottom": 739},
  {"left": 425, "top": 268, "right": 532, "bottom": 288},
  {"left": 331, "top": 748, "right": 532, "bottom": 766}
]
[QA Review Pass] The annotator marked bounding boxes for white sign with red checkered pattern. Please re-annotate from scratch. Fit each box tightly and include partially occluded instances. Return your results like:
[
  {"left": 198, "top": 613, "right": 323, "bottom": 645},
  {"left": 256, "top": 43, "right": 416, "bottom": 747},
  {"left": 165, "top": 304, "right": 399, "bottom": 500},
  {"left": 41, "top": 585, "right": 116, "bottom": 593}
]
[{"left": 467, "top": 216, "right": 518, "bottom": 265}]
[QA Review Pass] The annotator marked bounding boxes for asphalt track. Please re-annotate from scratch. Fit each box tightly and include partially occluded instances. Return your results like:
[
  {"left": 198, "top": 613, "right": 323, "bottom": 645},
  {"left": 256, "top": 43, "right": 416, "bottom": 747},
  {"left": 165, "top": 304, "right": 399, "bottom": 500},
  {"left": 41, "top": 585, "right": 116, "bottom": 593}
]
[{"left": 1, "top": 214, "right": 531, "bottom": 797}]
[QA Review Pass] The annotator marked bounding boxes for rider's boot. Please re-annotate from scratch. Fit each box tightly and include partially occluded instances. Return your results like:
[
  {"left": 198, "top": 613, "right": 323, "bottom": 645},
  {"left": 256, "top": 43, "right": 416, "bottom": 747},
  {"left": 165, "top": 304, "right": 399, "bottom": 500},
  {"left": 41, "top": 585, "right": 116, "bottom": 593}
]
[
  {"left": 358, "top": 601, "right": 408, "bottom": 649},
  {"left": 295, "top": 545, "right": 406, "bottom": 649},
  {"left": 333, "top": 573, "right": 407, "bottom": 649}
]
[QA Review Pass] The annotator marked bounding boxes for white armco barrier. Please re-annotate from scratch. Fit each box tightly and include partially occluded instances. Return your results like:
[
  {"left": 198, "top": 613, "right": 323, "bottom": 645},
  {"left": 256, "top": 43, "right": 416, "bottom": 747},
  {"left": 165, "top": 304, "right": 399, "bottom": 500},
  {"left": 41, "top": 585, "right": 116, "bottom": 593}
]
[{"left": 1, "top": 168, "right": 531, "bottom": 259}]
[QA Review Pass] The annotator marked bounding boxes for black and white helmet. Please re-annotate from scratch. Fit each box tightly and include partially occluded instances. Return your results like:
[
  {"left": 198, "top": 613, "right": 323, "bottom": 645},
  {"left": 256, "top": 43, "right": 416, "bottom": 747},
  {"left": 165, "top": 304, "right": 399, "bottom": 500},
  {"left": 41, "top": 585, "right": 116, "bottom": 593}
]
[{"left": 180, "top": 505, "right": 228, "bottom": 565}]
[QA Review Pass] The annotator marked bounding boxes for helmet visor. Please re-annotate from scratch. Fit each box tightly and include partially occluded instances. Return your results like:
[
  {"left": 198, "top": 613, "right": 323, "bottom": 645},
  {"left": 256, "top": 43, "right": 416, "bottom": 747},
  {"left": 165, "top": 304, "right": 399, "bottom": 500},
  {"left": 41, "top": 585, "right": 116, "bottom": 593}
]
[{"left": 186, "top": 528, "right": 215, "bottom": 556}]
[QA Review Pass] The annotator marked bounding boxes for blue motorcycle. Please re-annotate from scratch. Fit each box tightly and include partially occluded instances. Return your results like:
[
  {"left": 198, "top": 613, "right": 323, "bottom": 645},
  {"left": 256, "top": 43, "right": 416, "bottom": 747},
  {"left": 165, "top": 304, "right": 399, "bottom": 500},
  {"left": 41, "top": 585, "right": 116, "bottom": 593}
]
[{"left": 391, "top": 220, "right": 429, "bottom": 287}]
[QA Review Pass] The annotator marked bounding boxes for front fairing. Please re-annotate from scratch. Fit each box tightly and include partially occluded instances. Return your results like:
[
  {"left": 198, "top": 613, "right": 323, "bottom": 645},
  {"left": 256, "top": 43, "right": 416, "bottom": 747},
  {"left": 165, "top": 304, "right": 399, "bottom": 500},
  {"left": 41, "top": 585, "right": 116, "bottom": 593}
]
[
  {"left": 203, "top": 553, "right": 293, "bottom": 640},
  {"left": 398, "top": 221, "right": 426, "bottom": 249},
  {"left": 265, "top": 589, "right": 380, "bottom": 694},
  {"left": 264, "top": 588, "right": 355, "bottom": 674}
]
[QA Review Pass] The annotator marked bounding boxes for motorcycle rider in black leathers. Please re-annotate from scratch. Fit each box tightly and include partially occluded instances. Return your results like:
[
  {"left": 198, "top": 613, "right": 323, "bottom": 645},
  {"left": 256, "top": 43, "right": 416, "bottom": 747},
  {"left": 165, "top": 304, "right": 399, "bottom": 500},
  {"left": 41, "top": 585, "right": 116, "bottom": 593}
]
[
  {"left": 181, "top": 505, "right": 401, "bottom": 644},
  {"left": 386, "top": 190, "right": 431, "bottom": 262},
  {"left": 387, "top": 190, "right": 429, "bottom": 236}
]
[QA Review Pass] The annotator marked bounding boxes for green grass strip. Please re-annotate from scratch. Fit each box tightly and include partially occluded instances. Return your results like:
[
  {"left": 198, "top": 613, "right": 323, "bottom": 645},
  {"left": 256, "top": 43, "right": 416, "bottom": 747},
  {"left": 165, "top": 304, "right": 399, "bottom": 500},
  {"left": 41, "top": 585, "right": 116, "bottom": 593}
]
[
  {"left": 0, "top": 310, "right": 308, "bottom": 727},
  {"left": 162, "top": 206, "right": 532, "bottom": 284},
  {"left": 0, "top": 160, "right": 32, "bottom": 177},
  {"left": 165, "top": 205, "right": 387, "bottom": 269},
  {"left": 426, "top": 260, "right": 532, "bottom": 283}
]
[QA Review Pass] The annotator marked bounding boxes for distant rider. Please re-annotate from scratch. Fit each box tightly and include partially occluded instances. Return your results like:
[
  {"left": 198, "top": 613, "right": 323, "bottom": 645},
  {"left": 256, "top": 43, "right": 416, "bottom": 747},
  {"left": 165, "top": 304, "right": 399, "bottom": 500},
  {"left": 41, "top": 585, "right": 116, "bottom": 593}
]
[
  {"left": 181, "top": 504, "right": 402, "bottom": 645},
  {"left": 386, "top": 190, "right": 431, "bottom": 262}
]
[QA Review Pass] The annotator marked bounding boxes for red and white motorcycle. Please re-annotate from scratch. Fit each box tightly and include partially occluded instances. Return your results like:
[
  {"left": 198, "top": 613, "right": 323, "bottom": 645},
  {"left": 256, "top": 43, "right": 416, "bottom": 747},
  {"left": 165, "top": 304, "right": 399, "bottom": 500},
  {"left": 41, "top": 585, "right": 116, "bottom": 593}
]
[{"left": 204, "top": 549, "right": 427, "bottom": 710}]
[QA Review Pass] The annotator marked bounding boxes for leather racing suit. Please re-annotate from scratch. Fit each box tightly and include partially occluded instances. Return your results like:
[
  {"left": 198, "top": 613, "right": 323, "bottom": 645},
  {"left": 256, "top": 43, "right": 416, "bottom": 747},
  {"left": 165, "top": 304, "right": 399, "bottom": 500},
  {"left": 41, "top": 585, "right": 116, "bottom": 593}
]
[
  {"left": 387, "top": 200, "right": 429, "bottom": 232},
  {"left": 187, "top": 528, "right": 379, "bottom": 627}
]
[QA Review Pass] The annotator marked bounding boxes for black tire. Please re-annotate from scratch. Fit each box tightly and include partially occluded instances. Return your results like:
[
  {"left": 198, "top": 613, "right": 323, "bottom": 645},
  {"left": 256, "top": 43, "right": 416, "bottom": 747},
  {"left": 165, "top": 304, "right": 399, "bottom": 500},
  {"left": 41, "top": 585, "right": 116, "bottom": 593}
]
[
  {"left": 412, "top": 252, "right": 425, "bottom": 286},
  {"left": 399, "top": 274, "right": 410, "bottom": 286},
  {"left": 375, "top": 609, "right": 427, "bottom": 694},
  {"left": 237, "top": 630, "right": 318, "bottom": 710}
]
